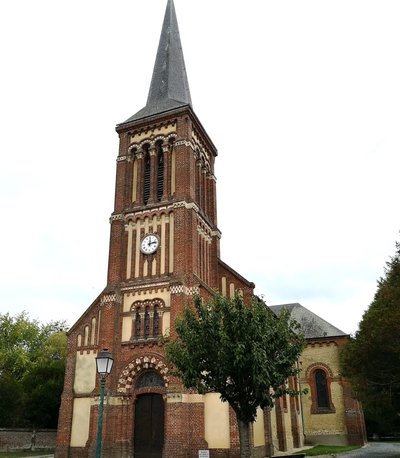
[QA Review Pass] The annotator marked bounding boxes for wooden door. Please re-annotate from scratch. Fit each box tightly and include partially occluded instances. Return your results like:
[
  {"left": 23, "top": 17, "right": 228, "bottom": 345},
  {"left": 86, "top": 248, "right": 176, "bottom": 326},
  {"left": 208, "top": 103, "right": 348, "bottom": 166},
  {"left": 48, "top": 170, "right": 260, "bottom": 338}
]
[{"left": 134, "top": 393, "right": 164, "bottom": 458}]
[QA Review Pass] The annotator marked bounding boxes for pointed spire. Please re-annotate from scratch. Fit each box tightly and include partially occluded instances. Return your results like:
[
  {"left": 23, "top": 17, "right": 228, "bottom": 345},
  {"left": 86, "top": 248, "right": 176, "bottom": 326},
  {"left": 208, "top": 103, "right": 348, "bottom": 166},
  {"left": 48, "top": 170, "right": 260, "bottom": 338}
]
[{"left": 122, "top": 0, "right": 192, "bottom": 124}]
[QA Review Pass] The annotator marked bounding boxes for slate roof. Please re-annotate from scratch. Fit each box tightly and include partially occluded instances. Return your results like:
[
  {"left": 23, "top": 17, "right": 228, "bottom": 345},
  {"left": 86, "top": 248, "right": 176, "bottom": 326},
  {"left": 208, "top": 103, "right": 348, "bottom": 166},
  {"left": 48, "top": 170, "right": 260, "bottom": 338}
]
[
  {"left": 120, "top": 0, "right": 192, "bottom": 125},
  {"left": 269, "top": 303, "right": 347, "bottom": 339}
]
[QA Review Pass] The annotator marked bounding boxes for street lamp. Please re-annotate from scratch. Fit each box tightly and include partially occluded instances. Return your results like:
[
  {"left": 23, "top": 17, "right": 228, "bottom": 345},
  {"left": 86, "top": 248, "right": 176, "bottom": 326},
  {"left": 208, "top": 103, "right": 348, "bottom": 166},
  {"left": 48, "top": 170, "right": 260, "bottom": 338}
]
[{"left": 95, "top": 348, "right": 114, "bottom": 458}]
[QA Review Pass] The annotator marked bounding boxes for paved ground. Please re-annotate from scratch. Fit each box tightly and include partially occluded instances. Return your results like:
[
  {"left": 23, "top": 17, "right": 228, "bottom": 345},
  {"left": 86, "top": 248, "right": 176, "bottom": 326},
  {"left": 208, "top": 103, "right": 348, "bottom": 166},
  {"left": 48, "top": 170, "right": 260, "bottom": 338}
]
[
  {"left": 334, "top": 442, "right": 400, "bottom": 457},
  {"left": 275, "top": 442, "right": 400, "bottom": 457},
  {"left": 17, "top": 442, "right": 400, "bottom": 457}
]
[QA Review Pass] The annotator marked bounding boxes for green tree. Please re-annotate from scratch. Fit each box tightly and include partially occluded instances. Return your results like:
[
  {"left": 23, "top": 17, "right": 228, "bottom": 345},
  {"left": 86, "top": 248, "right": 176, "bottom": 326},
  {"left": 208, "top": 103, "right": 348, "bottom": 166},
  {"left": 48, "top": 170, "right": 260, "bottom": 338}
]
[
  {"left": 22, "top": 358, "right": 66, "bottom": 428},
  {"left": 0, "top": 312, "right": 67, "bottom": 428},
  {"left": 164, "top": 294, "right": 305, "bottom": 458},
  {"left": 341, "top": 240, "right": 400, "bottom": 435}
]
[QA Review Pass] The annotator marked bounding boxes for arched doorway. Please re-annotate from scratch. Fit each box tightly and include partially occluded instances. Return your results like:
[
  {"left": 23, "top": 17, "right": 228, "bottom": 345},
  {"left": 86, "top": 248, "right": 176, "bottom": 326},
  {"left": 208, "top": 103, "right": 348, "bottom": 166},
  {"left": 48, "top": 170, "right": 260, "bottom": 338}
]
[{"left": 134, "top": 371, "right": 165, "bottom": 458}]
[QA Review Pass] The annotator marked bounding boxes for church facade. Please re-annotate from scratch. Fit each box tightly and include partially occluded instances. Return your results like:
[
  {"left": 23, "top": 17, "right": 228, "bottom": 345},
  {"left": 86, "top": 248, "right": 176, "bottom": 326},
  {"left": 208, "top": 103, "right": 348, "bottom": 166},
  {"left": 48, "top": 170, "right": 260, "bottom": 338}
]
[{"left": 55, "top": 1, "right": 366, "bottom": 457}]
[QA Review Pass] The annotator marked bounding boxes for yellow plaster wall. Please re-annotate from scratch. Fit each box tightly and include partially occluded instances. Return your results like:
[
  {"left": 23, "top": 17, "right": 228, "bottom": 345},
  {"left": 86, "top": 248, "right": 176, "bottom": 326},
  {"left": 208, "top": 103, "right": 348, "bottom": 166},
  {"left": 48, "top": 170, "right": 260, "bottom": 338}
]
[
  {"left": 204, "top": 393, "right": 230, "bottom": 449},
  {"left": 284, "top": 404, "right": 294, "bottom": 451},
  {"left": 253, "top": 407, "right": 265, "bottom": 447},
  {"left": 300, "top": 343, "right": 346, "bottom": 436},
  {"left": 70, "top": 398, "right": 91, "bottom": 447},
  {"left": 74, "top": 351, "right": 96, "bottom": 395},
  {"left": 182, "top": 393, "right": 204, "bottom": 403},
  {"left": 122, "top": 316, "right": 132, "bottom": 342}
]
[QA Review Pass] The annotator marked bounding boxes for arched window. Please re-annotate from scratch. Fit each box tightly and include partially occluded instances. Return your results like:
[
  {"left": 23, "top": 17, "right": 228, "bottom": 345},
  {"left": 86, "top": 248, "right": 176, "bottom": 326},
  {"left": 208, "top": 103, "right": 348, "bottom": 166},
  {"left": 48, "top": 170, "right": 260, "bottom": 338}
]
[
  {"left": 135, "top": 307, "right": 141, "bottom": 339},
  {"left": 143, "top": 145, "right": 151, "bottom": 205},
  {"left": 156, "top": 142, "right": 164, "bottom": 201},
  {"left": 144, "top": 306, "right": 150, "bottom": 339},
  {"left": 136, "top": 370, "right": 165, "bottom": 389},
  {"left": 309, "top": 366, "right": 335, "bottom": 414},
  {"left": 130, "top": 299, "right": 165, "bottom": 342},
  {"left": 153, "top": 305, "right": 160, "bottom": 337},
  {"left": 315, "top": 369, "right": 329, "bottom": 409}
]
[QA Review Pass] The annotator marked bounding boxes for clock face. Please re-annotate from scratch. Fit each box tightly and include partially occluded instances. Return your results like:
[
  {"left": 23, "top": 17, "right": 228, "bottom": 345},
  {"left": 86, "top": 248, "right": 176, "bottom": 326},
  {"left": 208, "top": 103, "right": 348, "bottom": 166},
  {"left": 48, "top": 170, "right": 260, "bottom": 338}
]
[{"left": 140, "top": 234, "right": 159, "bottom": 255}]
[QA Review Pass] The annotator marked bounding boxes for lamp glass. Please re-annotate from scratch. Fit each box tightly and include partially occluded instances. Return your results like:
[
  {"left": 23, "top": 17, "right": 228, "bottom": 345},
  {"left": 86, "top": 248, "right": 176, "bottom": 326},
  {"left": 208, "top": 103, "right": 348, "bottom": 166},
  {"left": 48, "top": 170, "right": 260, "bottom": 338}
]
[{"left": 96, "top": 349, "right": 114, "bottom": 376}]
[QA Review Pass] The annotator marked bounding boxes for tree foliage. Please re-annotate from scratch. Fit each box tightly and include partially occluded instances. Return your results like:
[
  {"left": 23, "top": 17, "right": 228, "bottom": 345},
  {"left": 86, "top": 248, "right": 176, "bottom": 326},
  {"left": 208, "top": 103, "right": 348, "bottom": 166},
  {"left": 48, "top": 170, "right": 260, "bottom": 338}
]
[
  {"left": 164, "top": 294, "right": 305, "bottom": 458},
  {"left": 341, "top": 240, "right": 400, "bottom": 434},
  {"left": 0, "top": 312, "right": 67, "bottom": 428}
]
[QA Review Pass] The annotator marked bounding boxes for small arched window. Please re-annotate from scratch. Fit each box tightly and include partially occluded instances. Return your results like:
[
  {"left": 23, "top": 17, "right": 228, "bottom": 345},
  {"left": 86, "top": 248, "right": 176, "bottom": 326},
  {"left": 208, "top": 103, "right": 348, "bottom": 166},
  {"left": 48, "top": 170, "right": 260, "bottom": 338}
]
[
  {"left": 153, "top": 305, "right": 160, "bottom": 337},
  {"left": 135, "top": 308, "right": 141, "bottom": 339},
  {"left": 315, "top": 369, "right": 329, "bottom": 409},
  {"left": 309, "top": 366, "right": 335, "bottom": 414},
  {"left": 144, "top": 306, "right": 150, "bottom": 339}
]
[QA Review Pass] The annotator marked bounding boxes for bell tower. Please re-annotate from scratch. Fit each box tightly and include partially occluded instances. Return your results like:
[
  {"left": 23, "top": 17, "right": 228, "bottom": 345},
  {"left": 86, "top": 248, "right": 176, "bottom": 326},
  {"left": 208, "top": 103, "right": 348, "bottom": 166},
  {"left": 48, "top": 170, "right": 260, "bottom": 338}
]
[
  {"left": 106, "top": 0, "right": 224, "bottom": 312},
  {"left": 107, "top": 0, "right": 218, "bottom": 290},
  {"left": 56, "top": 2, "right": 254, "bottom": 457}
]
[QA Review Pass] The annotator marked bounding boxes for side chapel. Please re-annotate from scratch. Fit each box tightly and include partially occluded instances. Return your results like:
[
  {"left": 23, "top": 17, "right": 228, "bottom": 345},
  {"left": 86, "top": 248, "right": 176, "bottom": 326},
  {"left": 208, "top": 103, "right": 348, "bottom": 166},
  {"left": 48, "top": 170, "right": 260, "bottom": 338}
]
[{"left": 55, "top": 1, "right": 366, "bottom": 457}]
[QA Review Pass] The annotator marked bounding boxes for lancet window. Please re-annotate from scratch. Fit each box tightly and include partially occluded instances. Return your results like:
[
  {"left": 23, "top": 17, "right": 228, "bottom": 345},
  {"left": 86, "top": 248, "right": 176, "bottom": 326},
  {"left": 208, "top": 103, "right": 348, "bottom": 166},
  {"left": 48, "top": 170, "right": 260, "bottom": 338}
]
[
  {"left": 153, "top": 305, "right": 160, "bottom": 337},
  {"left": 308, "top": 365, "right": 336, "bottom": 414},
  {"left": 135, "top": 307, "right": 141, "bottom": 339},
  {"left": 315, "top": 369, "right": 329, "bottom": 409}
]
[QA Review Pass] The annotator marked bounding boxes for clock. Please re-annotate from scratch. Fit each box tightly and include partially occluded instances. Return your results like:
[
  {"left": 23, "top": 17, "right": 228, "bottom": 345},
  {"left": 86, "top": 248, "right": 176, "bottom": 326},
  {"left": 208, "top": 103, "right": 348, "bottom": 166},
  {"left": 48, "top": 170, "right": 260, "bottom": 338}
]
[{"left": 140, "top": 234, "right": 159, "bottom": 255}]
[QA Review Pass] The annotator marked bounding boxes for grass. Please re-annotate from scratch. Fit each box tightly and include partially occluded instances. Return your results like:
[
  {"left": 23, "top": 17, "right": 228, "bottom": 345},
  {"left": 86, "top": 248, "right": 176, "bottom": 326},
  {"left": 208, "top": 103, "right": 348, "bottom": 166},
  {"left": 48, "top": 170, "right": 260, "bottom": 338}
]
[
  {"left": 0, "top": 451, "right": 53, "bottom": 457},
  {"left": 298, "top": 444, "right": 361, "bottom": 456}
]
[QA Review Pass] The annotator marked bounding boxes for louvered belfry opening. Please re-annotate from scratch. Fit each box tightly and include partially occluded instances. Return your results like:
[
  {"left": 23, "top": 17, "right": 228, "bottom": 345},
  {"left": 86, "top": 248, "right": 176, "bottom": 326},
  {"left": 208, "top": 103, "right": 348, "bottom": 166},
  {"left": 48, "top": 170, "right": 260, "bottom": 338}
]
[
  {"left": 143, "top": 145, "right": 151, "bottom": 205},
  {"left": 156, "top": 141, "right": 164, "bottom": 202}
]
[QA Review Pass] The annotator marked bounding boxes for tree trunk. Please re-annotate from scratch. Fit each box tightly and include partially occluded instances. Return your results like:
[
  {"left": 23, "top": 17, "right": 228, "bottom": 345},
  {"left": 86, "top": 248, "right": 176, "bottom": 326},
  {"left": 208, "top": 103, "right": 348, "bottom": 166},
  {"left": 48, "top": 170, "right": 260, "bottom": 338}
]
[{"left": 237, "top": 418, "right": 251, "bottom": 458}]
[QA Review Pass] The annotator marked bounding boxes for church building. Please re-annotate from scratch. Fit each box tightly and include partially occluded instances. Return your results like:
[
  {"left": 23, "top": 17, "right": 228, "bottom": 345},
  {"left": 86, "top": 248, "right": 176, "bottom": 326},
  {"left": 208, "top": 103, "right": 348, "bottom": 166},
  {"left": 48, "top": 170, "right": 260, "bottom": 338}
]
[{"left": 55, "top": 1, "right": 366, "bottom": 457}]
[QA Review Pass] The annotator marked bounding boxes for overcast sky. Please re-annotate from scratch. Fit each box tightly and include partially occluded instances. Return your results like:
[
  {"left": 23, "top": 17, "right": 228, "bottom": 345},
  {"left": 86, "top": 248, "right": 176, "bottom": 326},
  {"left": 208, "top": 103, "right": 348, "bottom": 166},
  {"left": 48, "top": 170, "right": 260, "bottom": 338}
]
[{"left": 1, "top": 0, "right": 399, "bottom": 335}]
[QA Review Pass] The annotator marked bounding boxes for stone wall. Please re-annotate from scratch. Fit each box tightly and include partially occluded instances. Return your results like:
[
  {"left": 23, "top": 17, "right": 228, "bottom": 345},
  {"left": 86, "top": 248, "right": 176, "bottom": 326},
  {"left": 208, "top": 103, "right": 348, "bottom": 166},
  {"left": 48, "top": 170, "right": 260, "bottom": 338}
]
[{"left": 0, "top": 429, "right": 56, "bottom": 452}]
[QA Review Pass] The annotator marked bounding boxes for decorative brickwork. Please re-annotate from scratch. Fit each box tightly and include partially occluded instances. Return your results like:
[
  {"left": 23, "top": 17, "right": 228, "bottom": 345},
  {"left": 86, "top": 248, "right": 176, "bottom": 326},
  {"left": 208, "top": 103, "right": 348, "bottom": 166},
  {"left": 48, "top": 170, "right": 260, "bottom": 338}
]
[{"left": 117, "top": 356, "right": 169, "bottom": 393}]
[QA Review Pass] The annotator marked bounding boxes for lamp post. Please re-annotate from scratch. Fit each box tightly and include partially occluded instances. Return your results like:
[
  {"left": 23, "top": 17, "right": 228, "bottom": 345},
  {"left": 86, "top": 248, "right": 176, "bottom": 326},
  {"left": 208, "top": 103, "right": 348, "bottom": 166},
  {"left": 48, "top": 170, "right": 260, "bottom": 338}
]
[{"left": 95, "top": 349, "right": 114, "bottom": 458}]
